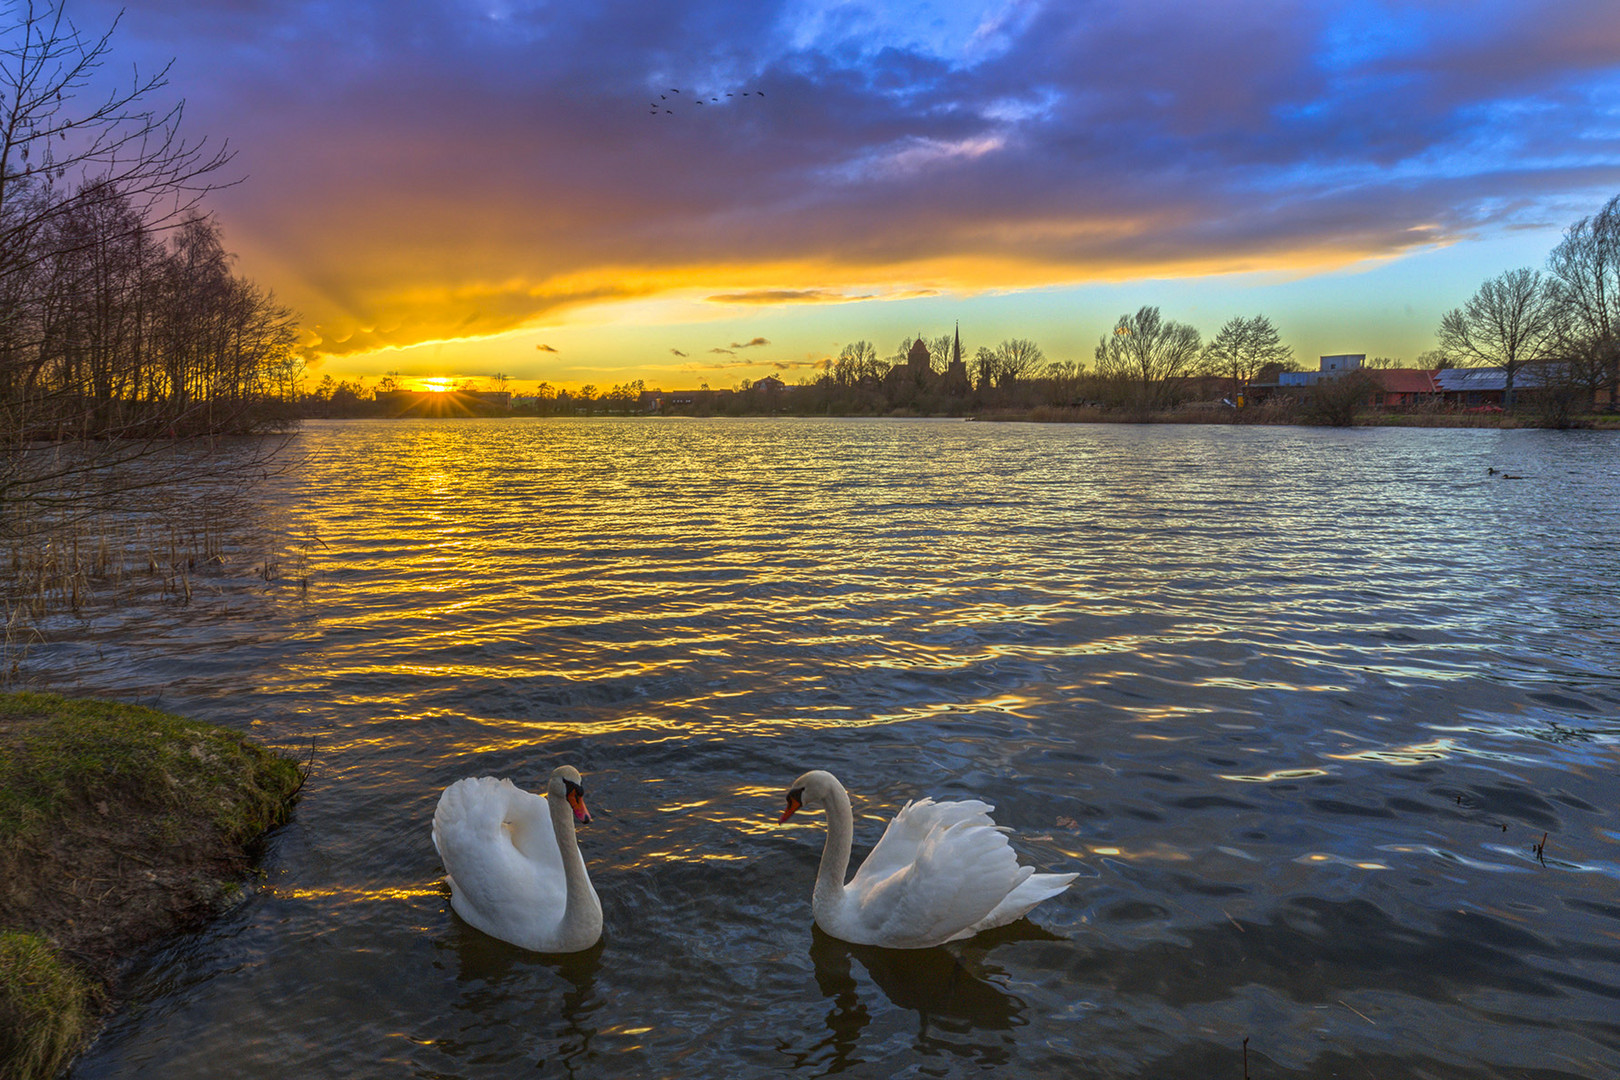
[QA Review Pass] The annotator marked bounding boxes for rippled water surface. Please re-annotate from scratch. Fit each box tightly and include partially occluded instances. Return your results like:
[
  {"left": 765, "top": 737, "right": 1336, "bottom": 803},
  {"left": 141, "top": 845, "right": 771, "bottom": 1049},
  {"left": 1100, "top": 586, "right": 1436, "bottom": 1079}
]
[{"left": 28, "top": 418, "right": 1620, "bottom": 1078}]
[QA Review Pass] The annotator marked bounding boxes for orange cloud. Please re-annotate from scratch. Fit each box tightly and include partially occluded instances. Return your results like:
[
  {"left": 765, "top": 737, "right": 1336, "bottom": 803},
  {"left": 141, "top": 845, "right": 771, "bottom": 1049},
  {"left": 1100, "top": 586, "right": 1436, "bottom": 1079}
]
[
  {"left": 708, "top": 289, "right": 863, "bottom": 304},
  {"left": 170, "top": 0, "right": 1619, "bottom": 376}
]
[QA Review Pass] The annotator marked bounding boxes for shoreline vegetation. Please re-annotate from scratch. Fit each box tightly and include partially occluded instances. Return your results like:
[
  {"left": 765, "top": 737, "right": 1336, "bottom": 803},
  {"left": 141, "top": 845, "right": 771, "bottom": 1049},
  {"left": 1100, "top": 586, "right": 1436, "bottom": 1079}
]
[
  {"left": 0, "top": 693, "right": 305, "bottom": 1080},
  {"left": 294, "top": 394, "right": 1620, "bottom": 430}
]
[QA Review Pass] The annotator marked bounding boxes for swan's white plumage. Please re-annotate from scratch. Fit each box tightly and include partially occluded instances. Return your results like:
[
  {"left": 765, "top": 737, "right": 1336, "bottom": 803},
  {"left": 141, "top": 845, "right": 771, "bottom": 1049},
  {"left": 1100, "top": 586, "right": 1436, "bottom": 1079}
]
[
  {"left": 786, "top": 771, "right": 1076, "bottom": 949},
  {"left": 432, "top": 772, "right": 601, "bottom": 953}
]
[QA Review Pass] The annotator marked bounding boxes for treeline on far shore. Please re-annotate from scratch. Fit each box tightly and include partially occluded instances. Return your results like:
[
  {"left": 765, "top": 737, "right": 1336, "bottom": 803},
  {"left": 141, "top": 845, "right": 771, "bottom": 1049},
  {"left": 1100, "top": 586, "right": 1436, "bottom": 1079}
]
[
  {"left": 298, "top": 185, "right": 1620, "bottom": 430},
  {"left": 294, "top": 303, "right": 1616, "bottom": 430}
]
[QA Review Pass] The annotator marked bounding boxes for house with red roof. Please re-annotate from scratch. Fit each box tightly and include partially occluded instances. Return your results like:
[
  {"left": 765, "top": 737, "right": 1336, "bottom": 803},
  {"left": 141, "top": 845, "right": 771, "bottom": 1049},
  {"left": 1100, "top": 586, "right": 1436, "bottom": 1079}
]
[{"left": 1365, "top": 368, "right": 1439, "bottom": 407}]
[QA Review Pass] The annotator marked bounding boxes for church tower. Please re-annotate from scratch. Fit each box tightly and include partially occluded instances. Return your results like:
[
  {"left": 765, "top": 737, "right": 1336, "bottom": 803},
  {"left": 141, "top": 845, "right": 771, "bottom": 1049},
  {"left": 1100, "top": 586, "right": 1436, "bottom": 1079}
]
[{"left": 945, "top": 321, "right": 970, "bottom": 393}]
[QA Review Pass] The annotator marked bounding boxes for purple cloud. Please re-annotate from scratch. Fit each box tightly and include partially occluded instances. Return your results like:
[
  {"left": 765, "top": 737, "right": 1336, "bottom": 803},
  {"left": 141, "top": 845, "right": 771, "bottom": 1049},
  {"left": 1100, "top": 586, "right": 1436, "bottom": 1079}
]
[{"left": 71, "top": 0, "right": 1620, "bottom": 361}]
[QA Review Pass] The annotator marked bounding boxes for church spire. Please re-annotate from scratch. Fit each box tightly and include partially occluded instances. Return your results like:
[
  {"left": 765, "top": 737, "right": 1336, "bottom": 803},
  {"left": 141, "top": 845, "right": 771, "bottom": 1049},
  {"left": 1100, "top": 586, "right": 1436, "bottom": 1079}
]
[{"left": 953, "top": 321, "right": 962, "bottom": 367}]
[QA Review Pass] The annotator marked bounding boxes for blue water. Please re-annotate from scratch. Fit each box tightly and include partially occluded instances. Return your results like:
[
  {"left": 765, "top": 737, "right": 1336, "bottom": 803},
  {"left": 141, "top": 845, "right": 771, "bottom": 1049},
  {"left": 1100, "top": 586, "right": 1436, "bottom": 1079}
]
[{"left": 24, "top": 418, "right": 1620, "bottom": 1078}]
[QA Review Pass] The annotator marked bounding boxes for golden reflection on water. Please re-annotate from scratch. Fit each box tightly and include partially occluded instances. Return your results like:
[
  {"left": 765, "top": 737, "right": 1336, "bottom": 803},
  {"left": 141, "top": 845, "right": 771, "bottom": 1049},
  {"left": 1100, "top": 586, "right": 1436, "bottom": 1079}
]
[
  {"left": 1295, "top": 853, "right": 1391, "bottom": 871},
  {"left": 264, "top": 884, "right": 443, "bottom": 902},
  {"left": 1082, "top": 843, "right": 1193, "bottom": 862},
  {"left": 1326, "top": 739, "right": 1456, "bottom": 766},
  {"left": 46, "top": 418, "right": 1620, "bottom": 1080},
  {"left": 421, "top": 693, "right": 1046, "bottom": 745},
  {"left": 1218, "top": 766, "right": 1333, "bottom": 782}
]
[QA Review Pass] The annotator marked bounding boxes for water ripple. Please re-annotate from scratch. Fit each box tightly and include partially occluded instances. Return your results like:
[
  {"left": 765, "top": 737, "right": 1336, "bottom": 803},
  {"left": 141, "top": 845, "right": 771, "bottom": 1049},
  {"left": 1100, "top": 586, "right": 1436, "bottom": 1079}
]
[{"left": 28, "top": 418, "right": 1620, "bottom": 1080}]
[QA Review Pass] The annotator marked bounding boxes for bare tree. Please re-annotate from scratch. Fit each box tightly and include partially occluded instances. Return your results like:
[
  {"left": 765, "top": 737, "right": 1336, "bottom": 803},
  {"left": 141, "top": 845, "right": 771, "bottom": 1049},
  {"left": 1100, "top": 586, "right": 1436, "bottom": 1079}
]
[
  {"left": 1303, "top": 368, "right": 1379, "bottom": 427},
  {"left": 973, "top": 345, "right": 997, "bottom": 390},
  {"left": 1, "top": 1, "right": 231, "bottom": 292},
  {"left": 1437, "top": 268, "right": 1558, "bottom": 408},
  {"left": 1094, "top": 306, "right": 1202, "bottom": 411},
  {"left": 1201, "top": 315, "right": 1292, "bottom": 400},
  {"left": 1546, "top": 193, "right": 1620, "bottom": 411},
  {"left": 993, "top": 338, "right": 1044, "bottom": 387},
  {"left": 833, "top": 340, "right": 882, "bottom": 387},
  {"left": 1042, "top": 358, "right": 1085, "bottom": 405},
  {"left": 1, "top": 1, "right": 290, "bottom": 548}
]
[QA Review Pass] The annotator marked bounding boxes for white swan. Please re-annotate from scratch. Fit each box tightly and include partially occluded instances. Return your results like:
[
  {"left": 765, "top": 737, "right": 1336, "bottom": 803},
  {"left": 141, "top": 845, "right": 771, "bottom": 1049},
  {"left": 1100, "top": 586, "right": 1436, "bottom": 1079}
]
[
  {"left": 431, "top": 766, "right": 602, "bottom": 953},
  {"left": 780, "top": 770, "right": 1076, "bottom": 949}
]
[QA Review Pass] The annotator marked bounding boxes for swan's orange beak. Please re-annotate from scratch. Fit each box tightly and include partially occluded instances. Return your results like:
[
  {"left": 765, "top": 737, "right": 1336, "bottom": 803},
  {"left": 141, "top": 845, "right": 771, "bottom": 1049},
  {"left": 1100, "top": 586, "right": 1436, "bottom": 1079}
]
[
  {"left": 779, "top": 792, "right": 801, "bottom": 823},
  {"left": 566, "top": 790, "right": 592, "bottom": 825}
]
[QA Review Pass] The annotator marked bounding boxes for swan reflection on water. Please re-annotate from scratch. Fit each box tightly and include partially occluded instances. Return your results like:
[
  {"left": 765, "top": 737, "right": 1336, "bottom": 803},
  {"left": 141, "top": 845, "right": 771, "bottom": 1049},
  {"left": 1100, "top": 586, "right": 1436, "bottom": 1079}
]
[
  {"left": 436, "top": 919, "right": 605, "bottom": 1077},
  {"left": 790, "top": 922, "right": 1064, "bottom": 1072}
]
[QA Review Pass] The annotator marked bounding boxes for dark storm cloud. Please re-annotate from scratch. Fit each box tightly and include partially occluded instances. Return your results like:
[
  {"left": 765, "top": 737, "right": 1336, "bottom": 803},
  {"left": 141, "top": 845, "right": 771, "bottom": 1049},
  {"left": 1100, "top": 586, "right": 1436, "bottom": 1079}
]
[{"left": 75, "top": 0, "right": 1620, "bottom": 358}]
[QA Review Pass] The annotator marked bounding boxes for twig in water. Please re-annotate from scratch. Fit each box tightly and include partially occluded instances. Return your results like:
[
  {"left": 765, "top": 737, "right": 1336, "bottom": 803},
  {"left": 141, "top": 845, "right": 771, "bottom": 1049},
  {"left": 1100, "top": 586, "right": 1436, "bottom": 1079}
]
[
  {"left": 1243, "top": 1036, "right": 1250, "bottom": 1079},
  {"left": 287, "top": 738, "right": 318, "bottom": 800},
  {"left": 1340, "top": 999, "right": 1375, "bottom": 1025},
  {"left": 1533, "top": 832, "right": 1548, "bottom": 866}
]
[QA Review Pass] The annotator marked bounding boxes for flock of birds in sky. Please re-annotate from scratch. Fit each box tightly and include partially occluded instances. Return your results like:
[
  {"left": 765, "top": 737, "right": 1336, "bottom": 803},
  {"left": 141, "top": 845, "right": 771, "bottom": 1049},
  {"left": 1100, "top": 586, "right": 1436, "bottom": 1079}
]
[{"left": 650, "top": 88, "right": 765, "bottom": 115}]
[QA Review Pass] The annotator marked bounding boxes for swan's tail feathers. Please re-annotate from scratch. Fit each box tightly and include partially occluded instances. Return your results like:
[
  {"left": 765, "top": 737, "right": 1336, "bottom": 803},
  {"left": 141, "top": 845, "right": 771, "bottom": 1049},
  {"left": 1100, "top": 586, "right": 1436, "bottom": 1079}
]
[
  {"left": 872, "top": 817, "right": 1029, "bottom": 948},
  {"left": 971, "top": 871, "right": 1079, "bottom": 933}
]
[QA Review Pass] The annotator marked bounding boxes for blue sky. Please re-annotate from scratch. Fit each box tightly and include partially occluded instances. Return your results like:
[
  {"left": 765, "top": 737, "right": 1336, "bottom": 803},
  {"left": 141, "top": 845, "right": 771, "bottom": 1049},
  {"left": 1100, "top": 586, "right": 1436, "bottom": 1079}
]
[{"left": 66, "top": 0, "right": 1620, "bottom": 389}]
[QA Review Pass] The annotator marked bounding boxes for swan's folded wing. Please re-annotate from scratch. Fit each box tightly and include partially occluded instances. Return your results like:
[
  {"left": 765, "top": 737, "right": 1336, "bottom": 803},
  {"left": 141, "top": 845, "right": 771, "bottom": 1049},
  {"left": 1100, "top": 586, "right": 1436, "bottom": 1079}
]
[
  {"left": 854, "top": 798, "right": 996, "bottom": 885},
  {"left": 433, "top": 777, "right": 567, "bottom": 925},
  {"left": 852, "top": 814, "right": 1030, "bottom": 948}
]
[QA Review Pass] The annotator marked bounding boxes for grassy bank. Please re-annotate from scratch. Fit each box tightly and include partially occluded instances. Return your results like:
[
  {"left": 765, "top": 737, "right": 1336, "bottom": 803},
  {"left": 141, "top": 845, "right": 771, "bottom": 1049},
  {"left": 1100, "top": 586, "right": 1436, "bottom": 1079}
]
[{"left": 0, "top": 692, "right": 305, "bottom": 1079}]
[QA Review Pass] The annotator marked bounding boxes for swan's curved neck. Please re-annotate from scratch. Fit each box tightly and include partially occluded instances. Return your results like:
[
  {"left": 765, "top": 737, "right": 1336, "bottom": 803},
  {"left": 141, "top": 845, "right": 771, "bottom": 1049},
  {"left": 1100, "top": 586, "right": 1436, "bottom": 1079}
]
[
  {"left": 814, "top": 780, "right": 854, "bottom": 911},
  {"left": 549, "top": 795, "right": 601, "bottom": 939}
]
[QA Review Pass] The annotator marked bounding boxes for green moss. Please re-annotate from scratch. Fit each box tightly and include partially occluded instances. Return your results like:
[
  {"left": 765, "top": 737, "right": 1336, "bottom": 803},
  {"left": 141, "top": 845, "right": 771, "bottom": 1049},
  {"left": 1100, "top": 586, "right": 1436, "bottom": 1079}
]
[
  {"left": 0, "top": 931, "right": 99, "bottom": 1080},
  {"left": 0, "top": 691, "right": 303, "bottom": 862},
  {"left": 0, "top": 692, "right": 305, "bottom": 1078}
]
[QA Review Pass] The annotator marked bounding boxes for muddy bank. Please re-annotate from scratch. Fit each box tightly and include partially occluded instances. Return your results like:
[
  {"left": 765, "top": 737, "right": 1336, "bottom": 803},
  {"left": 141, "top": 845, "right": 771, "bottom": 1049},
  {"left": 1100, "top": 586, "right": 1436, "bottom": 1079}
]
[{"left": 0, "top": 692, "right": 304, "bottom": 1079}]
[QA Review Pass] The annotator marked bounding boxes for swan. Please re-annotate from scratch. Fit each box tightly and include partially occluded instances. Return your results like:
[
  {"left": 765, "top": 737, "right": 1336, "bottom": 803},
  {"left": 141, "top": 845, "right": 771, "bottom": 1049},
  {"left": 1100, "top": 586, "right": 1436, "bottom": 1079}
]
[
  {"left": 779, "top": 770, "right": 1077, "bottom": 949},
  {"left": 431, "top": 766, "right": 602, "bottom": 953}
]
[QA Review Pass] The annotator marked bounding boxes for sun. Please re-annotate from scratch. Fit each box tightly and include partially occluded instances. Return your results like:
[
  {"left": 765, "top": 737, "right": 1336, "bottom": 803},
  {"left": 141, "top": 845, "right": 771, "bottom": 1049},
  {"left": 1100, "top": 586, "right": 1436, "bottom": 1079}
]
[{"left": 416, "top": 377, "right": 457, "bottom": 393}]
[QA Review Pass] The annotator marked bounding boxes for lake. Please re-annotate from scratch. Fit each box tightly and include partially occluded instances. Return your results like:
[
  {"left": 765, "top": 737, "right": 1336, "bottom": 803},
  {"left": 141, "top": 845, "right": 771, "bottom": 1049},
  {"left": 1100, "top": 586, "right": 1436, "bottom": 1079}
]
[{"left": 26, "top": 417, "right": 1620, "bottom": 1078}]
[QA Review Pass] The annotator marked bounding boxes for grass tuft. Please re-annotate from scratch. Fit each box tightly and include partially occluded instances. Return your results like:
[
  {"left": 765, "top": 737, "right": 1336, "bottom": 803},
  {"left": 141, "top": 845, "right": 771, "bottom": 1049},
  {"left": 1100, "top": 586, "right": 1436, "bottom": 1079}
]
[
  {"left": 0, "top": 931, "right": 100, "bottom": 1080},
  {"left": 0, "top": 692, "right": 304, "bottom": 1077}
]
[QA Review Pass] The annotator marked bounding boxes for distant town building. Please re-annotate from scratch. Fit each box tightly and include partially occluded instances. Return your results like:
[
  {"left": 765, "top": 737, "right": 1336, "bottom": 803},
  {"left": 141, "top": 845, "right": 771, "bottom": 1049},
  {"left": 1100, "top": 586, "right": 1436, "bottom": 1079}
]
[
  {"left": 1432, "top": 366, "right": 1554, "bottom": 406},
  {"left": 1278, "top": 354, "right": 1367, "bottom": 389},
  {"left": 1366, "top": 369, "right": 1438, "bottom": 407},
  {"left": 638, "top": 388, "right": 732, "bottom": 413},
  {"left": 944, "top": 323, "right": 970, "bottom": 393},
  {"left": 906, "top": 338, "right": 931, "bottom": 370},
  {"left": 885, "top": 334, "right": 936, "bottom": 391}
]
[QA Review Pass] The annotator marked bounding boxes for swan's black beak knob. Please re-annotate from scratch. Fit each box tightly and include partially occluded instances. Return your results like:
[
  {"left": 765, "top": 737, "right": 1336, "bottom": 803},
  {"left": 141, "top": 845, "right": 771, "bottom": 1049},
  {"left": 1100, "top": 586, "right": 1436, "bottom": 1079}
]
[
  {"left": 564, "top": 781, "right": 592, "bottom": 824},
  {"left": 779, "top": 788, "right": 803, "bottom": 823}
]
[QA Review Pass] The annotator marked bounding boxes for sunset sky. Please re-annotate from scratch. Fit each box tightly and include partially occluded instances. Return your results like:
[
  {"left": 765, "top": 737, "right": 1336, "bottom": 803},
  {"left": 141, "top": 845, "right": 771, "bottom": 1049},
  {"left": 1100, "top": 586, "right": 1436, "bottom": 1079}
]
[{"left": 78, "top": 0, "right": 1620, "bottom": 391}]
